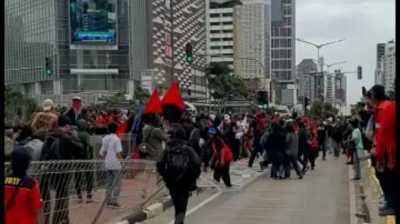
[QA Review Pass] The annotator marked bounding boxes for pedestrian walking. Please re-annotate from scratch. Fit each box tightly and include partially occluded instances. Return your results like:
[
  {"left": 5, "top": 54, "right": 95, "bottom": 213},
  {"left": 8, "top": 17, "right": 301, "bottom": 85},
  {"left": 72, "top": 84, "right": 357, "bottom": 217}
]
[
  {"left": 209, "top": 128, "right": 233, "bottom": 187},
  {"left": 157, "top": 123, "right": 201, "bottom": 224},
  {"left": 283, "top": 122, "right": 303, "bottom": 179},
  {"left": 65, "top": 96, "right": 83, "bottom": 126},
  {"left": 140, "top": 114, "right": 167, "bottom": 160},
  {"left": 266, "top": 121, "right": 286, "bottom": 179},
  {"left": 40, "top": 115, "right": 84, "bottom": 224},
  {"left": 99, "top": 122, "right": 123, "bottom": 208},
  {"left": 75, "top": 119, "right": 94, "bottom": 203},
  {"left": 5, "top": 147, "right": 43, "bottom": 224},
  {"left": 298, "top": 122, "right": 310, "bottom": 173}
]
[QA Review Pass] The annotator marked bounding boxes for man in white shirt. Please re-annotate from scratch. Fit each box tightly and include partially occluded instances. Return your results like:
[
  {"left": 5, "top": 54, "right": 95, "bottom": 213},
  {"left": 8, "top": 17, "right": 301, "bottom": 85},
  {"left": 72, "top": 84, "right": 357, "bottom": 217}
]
[{"left": 99, "top": 122, "right": 123, "bottom": 208}]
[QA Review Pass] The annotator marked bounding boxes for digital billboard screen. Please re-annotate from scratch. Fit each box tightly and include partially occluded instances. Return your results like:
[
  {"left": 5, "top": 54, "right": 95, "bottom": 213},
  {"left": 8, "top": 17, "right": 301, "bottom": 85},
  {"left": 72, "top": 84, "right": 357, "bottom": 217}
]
[{"left": 69, "top": 0, "right": 117, "bottom": 45}]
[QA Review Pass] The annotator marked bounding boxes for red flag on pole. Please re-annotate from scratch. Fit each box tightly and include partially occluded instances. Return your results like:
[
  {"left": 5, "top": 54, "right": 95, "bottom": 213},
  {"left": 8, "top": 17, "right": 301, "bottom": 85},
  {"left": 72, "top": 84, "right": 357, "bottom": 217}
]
[
  {"left": 144, "top": 89, "right": 162, "bottom": 115},
  {"left": 161, "top": 81, "right": 185, "bottom": 111}
]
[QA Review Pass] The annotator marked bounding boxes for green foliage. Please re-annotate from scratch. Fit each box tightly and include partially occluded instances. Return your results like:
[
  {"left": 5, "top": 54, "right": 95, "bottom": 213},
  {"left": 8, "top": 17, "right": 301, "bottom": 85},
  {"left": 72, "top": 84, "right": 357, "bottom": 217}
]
[
  {"left": 134, "top": 86, "right": 151, "bottom": 103},
  {"left": 5, "top": 87, "right": 40, "bottom": 125},
  {"left": 308, "top": 100, "right": 339, "bottom": 119},
  {"left": 206, "top": 62, "right": 248, "bottom": 100}
]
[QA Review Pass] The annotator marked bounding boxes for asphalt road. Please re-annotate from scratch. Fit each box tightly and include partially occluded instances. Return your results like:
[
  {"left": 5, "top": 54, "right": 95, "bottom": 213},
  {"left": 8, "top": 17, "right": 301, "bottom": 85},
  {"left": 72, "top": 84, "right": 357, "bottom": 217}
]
[{"left": 146, "top": 156, "right": 351, "bottom": 224}]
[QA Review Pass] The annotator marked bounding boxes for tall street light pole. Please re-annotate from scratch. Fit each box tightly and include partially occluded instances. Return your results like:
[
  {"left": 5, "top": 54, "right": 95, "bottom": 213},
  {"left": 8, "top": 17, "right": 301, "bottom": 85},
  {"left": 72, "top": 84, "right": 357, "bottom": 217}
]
[{"left": 296, "top": 38, "right": 346, "bottom": 73}]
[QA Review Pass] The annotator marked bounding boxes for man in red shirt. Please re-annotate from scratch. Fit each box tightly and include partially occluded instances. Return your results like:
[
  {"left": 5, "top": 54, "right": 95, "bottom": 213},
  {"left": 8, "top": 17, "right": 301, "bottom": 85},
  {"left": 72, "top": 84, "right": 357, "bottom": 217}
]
[
  {"left": 5, "top": 147, "right": 42, "bottom": 224},
  {"left": 367, "top": 85, "right": 397, "bottom": 216}
]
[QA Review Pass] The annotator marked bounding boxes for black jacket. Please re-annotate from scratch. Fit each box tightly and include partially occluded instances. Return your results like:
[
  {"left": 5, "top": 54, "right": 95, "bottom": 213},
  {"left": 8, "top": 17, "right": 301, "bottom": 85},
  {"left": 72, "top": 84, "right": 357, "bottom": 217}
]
[{"left": 40, "top": 128, "right": 84, "bottom": 161}]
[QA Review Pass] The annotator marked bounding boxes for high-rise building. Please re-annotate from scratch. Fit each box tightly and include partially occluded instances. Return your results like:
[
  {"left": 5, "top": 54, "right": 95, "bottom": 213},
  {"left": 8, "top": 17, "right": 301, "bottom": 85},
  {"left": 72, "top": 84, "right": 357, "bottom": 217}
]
[
  {"left": 5, "top": 0, "right": 207, "bottom": 105},
  {"left": 334, "top": 69, "right": 346, "bottom": 107},
  {"left": 234, "top": 0, "right": 271, "bottom": 85},
  {"left": 297, "top": 59, "right": 317, "bottom": 102},
  {"left": 270, "top": 0, "right": 296, "bottom": 105},
  {"left": 374, "top": 40, "right": 396, "bottom": 95},
  {"left": 375, "top": 43, "right": 386, "bottom": 85},
  {"left": 383, "top": 41, "right": 396, "bottom": 94},
  {"left": 206, "top": 0, "right": 236, "bottom": 68}
]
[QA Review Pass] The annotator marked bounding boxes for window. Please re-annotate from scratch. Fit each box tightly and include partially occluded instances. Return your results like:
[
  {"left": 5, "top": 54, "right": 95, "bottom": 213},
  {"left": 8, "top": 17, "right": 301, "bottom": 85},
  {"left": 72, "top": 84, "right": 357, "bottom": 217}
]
[
  {"left": 222, "top": 46, "right": 233, "bottom": 49},
  {"left": 222, "top": 13, "right": 233, "bottom": 17},
  {"left": 223, "top": 37, "right": 233, "bottom": 41},
  {"left": 211, "top": 46, "right": 221, "bottom": 50},
  {"left": 210, "top": 14, "right": 219, "bottom": 18},
  {"left": 210, "top": 30, "right": 220, "bottom": 34},
  {"left": 210, "top": 22, "right": 220, "bottom": 26},
  {"left": 222, "top": 21, "right": 232, "bottom": 25},
  {"left": 211, "top": 38, "right": 220, "bottom": 41}
]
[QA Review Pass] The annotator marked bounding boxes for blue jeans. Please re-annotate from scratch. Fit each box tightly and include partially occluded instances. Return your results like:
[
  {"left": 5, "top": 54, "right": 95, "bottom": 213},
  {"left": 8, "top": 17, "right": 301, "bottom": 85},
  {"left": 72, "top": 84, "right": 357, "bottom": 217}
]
[{"left": 106, "top": 170, "right": 121, "bottom": 204}]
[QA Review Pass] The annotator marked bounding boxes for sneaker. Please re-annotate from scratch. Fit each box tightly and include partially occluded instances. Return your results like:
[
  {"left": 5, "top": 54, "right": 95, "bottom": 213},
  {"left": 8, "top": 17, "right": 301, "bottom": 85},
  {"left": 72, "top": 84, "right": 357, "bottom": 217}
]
[
  {"left": 298, "top": 175, "right": 303, "bottom": 179},
  {"left": 77, "top": 195, "right": 83, "bottom": 203},
  {"left": 379, "top": 206, "right": 395, "bottom": 216},
  {"left": 106, "top": 202, "right": 120, "bottom": 208}
]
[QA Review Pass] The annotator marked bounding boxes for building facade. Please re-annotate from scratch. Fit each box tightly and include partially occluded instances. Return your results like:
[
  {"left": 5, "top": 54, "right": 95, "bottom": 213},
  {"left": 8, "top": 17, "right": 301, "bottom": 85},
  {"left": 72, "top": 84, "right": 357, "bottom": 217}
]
[
  {"left": 375, "top": 40, "right": 396, "bottom": 95},
  {"left": 234, "top": 0, "right": 271, "bottom": 89},
  {"left": 270, "top": 0, "right": 296, "bottom": 105},
  {"left": 297, "top": 59, "right": 317, "bottom": 102},
  {"left": 334, "top": 69, "right": 346, "bottom": 107},
  {"left": 206, "top": 0, "right": 236, "bottom": 68},
  {"left": 5, "top": 0, "right": 207, "bottom": 105}
]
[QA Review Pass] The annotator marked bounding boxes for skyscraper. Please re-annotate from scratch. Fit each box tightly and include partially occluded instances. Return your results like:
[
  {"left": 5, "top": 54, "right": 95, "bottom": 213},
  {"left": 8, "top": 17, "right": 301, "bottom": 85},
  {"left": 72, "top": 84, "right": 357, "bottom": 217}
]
[
  {"left": 297, "top": 59, "right": 317, "bottom": 101},
  {"left": 270, "top": 0, "right": 296, "bottom": 105},
  {"left": 234, "top": 0, "right": 271, "bottom": 91},
  {"left": 206, "top": 0, "right": 236, "bottom": 68},
  {"left": 374, "top": 40, "right": 396, "bottom": 95}
]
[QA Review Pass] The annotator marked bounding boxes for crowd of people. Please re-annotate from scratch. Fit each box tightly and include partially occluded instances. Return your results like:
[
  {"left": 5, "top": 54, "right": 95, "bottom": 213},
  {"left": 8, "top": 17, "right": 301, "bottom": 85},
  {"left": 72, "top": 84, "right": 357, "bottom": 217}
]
[{"left": 4, "top": 83, "right": 398, "bottom": 224}]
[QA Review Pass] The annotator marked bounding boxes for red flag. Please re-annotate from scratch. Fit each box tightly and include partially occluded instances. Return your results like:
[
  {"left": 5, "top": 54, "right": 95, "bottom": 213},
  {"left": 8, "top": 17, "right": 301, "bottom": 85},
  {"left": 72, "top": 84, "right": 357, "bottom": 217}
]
[
  {"left": 144, "top": 89, "right": 162, "bottom": 115},
  {"left": 161, "top": 81, "right": 185, "bottom": 111}
]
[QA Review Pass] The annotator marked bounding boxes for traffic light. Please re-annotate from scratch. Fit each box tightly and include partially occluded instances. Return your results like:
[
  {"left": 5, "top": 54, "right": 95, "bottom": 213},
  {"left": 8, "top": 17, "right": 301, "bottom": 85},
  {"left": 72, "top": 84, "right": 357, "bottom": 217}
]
[
  {"left": 256, "top": 91, "right": 268, "bottom": 105},
  {"left": 304, "top": 97, "right": 310, "bottom": 108},
  {"left": 185, "top": 43, "right": 193, "bottom": 64},
  {"left": 45, "top": 57, "right": 52, "bottom": 76},
  {"left": 357, "top": 66, "right": 362, "bottom": 80}
]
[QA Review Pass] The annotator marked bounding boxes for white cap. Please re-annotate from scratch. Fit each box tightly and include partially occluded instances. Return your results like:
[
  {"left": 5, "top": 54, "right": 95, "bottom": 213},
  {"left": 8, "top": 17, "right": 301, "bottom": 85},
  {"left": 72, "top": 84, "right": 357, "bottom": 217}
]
[{"left": 72, "top": 96, "right": 81, "bottom": 101}]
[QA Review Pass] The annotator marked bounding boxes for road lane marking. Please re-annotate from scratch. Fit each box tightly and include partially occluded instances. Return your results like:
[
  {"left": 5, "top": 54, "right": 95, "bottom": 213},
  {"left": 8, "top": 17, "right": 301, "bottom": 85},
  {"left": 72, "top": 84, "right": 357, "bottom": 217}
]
[{"left": 167, "top": 191, "right": 222, "bottom": 224}]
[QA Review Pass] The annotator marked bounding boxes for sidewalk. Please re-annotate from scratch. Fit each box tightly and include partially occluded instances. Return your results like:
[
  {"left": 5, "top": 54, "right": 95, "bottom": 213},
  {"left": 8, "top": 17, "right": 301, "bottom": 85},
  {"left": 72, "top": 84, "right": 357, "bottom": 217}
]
[
  {"left": 65, "top": 171, "right": 161, "bottom": 224},
  {"left": 349, "top": 159, "right": 396, "bottom": 224}
]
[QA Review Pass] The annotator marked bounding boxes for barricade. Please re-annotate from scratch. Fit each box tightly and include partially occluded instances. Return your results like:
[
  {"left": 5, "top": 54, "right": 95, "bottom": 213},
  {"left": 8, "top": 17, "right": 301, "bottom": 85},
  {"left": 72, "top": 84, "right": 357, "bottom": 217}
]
[{"left": 5, "top": 159, "right": 166, "bottom": 224}]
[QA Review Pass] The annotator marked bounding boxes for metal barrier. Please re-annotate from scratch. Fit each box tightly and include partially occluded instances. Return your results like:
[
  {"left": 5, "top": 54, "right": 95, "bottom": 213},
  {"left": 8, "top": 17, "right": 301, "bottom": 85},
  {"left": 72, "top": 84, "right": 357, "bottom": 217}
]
[{"left": 5, "top": 160, "right": 166, "bottom": 224}]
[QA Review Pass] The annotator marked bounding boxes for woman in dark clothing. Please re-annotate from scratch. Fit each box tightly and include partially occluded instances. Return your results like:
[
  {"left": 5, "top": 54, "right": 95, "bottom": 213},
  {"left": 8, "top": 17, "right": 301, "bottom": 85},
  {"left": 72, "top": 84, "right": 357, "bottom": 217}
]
[{"left": 298, "top": 122, "right": 310, "bottom": 173}]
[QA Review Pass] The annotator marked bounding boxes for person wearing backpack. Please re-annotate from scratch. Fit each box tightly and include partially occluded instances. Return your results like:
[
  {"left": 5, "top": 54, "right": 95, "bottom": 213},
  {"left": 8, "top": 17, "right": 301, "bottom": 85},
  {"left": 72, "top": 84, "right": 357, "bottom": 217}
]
[
  {"left": 157, "top": 123, "right": 201, "bottom": 224},
  {"left": 5, "top": 146, "right": 42, "bottom": 224}
]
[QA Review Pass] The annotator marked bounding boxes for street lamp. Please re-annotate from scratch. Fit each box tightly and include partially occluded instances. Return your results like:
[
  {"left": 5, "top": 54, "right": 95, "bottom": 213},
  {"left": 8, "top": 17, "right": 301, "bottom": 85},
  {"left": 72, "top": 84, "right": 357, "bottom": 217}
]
[{"left": 296, "top": 38, "right": 345, "bottom": 73}]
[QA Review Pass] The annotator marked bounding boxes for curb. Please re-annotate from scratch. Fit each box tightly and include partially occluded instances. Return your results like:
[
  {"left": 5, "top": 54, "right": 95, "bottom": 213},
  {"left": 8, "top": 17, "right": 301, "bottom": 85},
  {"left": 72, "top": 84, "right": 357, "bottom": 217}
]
[{"left": 118, "top": 188, "right": 206, "bottom": 224}]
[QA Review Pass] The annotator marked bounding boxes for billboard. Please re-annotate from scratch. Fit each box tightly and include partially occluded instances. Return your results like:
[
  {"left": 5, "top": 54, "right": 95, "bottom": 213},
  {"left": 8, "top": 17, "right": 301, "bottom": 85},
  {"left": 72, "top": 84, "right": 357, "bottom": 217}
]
[{"left": 69, "top": 0, "right": 117, "bottom": 45}]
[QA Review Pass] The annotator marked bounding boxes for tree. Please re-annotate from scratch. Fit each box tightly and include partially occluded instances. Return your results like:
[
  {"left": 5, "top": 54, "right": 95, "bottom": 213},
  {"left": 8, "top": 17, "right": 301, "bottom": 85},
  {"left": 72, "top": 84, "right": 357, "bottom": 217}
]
[
  {"left": 206, "top": 62, "right": 248, "bottom": 100},
  {"left": 308, "top": 101, "right": 339, "bottom": 119},
  {"left": 5, "top": 87, "right": 40, "bottom": 125}
]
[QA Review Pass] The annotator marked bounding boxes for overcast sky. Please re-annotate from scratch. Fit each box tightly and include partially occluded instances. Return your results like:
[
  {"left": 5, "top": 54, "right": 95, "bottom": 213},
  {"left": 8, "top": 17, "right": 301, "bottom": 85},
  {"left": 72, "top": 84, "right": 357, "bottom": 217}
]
[{"left": 296, "top": 0, "right": 396, "bottom": 104}]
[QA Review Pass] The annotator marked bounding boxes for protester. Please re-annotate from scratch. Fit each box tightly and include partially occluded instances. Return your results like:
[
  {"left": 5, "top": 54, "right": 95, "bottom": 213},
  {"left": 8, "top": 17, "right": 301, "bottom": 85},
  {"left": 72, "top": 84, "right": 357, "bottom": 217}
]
[
  {"left": 140, "top": 114, "right": 167, "bottom": 160},
  {"left": 5, "top": 148, "right": 42, "bottom": 224},
  {"left": 157, "top": 123, "right": 201, "bottom": 224},
  {"left": 283, "top": 122, "right": 303, "bottom": 179},
  {"left": 317, "top": 121, "right": 327, "bottom": 160},
  {"left": 266, "top": 121, "right": 286, "bottom": 179},
  {"left": 209, "top": 128, "right": 233, "bottom": 187},
  {"left": 75, "top": 119, "right": 94, "bottom": 203},
  {"left": 65, "top": 96, "right": 83, "bottom": 126},
  {"left": 31, "top": 98, "right": 59, "bottom": 133},
  {"left": 298, "top": 121, "right": 310, "bottom": 174},
  {"left": 99, "top": 122, "right": 123, "bottom": 208},
  {"left": 40, "top": 115, "right": 84, "bottom": 224}
]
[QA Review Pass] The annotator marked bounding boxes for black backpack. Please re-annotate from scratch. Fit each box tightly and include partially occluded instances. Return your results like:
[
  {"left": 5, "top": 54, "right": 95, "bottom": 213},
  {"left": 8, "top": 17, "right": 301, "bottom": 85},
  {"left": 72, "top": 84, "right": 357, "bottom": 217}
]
[{"left": 157, "top": 142, "right": 200, "bottom": 185}]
